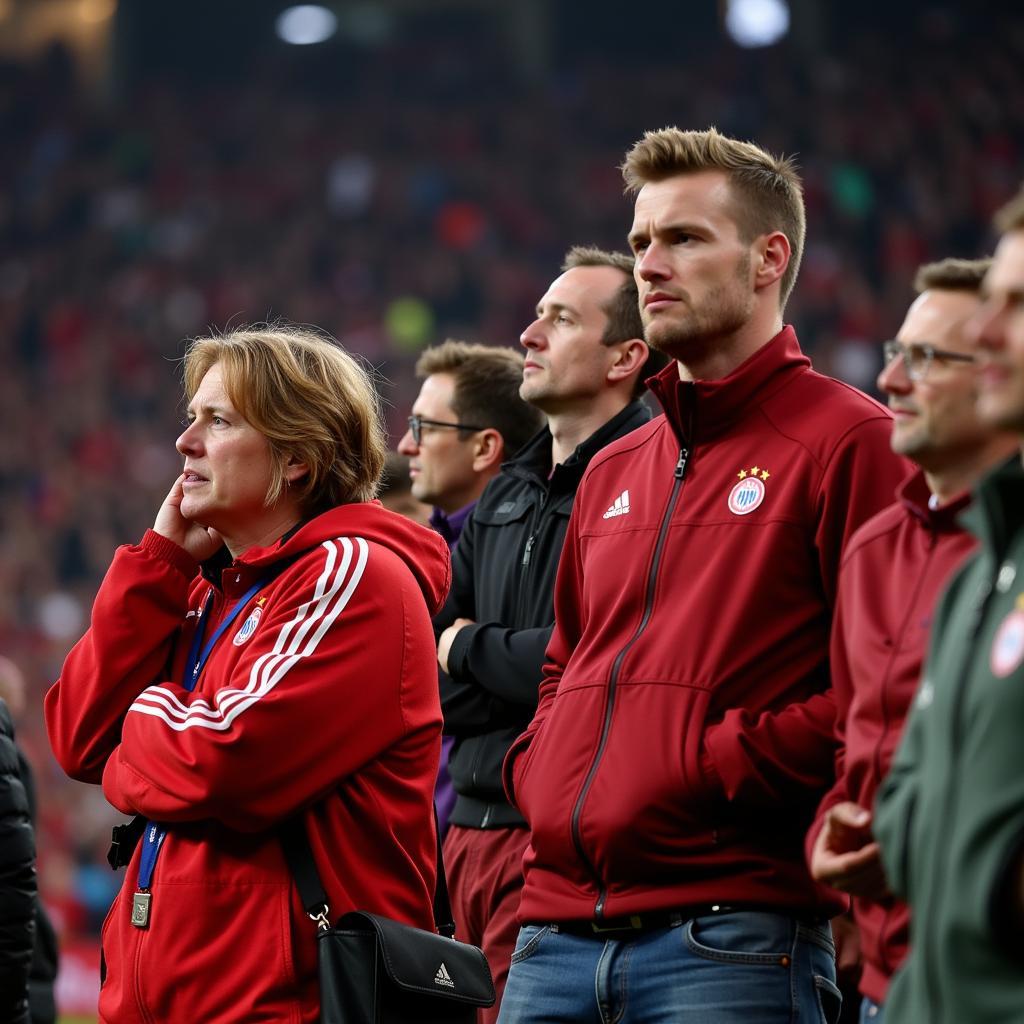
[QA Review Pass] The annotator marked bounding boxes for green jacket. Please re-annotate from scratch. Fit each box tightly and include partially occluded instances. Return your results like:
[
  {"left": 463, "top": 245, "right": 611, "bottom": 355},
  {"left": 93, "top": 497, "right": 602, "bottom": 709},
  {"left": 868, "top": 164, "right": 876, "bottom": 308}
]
[{"left": 875, "top": 455, "right": 1024, "bottom": 1023}]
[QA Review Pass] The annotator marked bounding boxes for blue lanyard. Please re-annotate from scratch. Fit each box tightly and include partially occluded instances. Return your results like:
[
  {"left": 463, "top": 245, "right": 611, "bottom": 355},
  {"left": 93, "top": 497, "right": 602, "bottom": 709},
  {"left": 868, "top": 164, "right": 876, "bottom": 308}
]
[{"left": 136, "top": 581, "right": 264, "bottom": 891}]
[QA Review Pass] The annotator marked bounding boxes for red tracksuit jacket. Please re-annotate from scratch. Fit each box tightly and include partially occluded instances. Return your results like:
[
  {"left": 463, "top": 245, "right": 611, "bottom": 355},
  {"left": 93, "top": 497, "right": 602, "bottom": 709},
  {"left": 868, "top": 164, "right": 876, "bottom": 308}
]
[
  {"left": 46, "top": 503, "right": 449, "bottom": 1024},
  {"left": 504, "top": 328, "right": 909, "bottom": 924},
  {"left": 806, "top": 471, "right": 976, "bottom": 1004}
]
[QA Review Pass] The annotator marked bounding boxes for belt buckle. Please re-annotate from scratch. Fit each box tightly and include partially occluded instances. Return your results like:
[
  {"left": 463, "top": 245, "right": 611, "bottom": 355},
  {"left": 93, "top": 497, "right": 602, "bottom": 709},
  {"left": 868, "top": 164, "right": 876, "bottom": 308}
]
[{"left": 590, "top": 914, "right": 643, "bottom": 934}]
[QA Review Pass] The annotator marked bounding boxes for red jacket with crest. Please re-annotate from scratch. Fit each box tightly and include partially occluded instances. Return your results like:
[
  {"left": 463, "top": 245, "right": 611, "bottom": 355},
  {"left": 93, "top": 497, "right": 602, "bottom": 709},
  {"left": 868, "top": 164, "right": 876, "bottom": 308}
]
[
  {"left": 46, "top": 503, "right": 449, "bottom": 1024},
  {"left": 504, "top": 328, "right": 908, "bottom": 924}
]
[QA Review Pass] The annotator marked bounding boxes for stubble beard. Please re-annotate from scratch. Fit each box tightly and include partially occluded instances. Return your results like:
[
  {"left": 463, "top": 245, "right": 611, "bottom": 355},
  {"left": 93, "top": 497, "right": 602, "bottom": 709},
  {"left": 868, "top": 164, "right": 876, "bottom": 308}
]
[
  {"left": 642, "top": 257, "right": 755, "bottom": 368},
  {"left": 644, "top": 286, "right": 754, "bottom": 368}
]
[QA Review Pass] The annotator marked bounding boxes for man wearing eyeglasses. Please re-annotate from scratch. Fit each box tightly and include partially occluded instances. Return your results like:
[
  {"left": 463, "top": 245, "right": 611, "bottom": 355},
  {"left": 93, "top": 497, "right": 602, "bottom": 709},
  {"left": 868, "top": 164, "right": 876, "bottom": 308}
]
[
  {"left": 398, "top": 340, "right": 543, "bottom": 548},
  {"left": 807, "top": 257, "right": 1017, "bottom": 1024},
  {"left": 398, "top": 340, "right": 545, "bottom": 839},
  {"left": 433, "top": 246, "right": 655, "bottom": 1021},
  {"left": 874, "top": 190, "right": 1024, "bottom": 1023}
]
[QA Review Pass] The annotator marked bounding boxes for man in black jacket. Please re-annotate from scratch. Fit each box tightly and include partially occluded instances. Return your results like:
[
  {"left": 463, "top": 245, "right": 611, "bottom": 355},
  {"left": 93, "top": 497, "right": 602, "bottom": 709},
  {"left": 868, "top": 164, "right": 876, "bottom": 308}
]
[
  {"left": 434, "top": 246, "right": 658, "bottom": 1020},
  {"left": 0, "top": 697, "right": 36, "bottom": 1024},
  {"left": 0, "top": 657, "right": 58, "bottom": 1024}
]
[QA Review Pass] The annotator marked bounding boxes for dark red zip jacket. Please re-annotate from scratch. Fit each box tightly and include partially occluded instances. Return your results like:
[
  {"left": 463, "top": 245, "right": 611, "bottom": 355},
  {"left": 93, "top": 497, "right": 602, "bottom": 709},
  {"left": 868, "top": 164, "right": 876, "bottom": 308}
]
[
  {"left": 806, "top": 471, "right": 976, "bottom": 1003},
  {"left": 504, "top": 328, "right": 909, "bottom": 924}
]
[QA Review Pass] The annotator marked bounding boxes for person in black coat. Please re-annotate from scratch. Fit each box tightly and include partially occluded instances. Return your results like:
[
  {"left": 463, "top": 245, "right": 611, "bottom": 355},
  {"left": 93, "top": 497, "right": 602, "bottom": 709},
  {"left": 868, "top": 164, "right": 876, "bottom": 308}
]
[{"left": 0, "top": 696, "right": 37, "bottom": 1024}]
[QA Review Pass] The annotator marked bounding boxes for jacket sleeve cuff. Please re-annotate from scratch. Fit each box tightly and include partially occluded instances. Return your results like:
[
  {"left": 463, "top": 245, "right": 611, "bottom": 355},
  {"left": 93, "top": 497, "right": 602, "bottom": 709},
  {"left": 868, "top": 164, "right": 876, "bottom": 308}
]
[
  {"left": 140, "top": 529, "right": 201, "bottom": 579},
  {"left": 447, "top": 622, "right": 480, "bottom": 682}
]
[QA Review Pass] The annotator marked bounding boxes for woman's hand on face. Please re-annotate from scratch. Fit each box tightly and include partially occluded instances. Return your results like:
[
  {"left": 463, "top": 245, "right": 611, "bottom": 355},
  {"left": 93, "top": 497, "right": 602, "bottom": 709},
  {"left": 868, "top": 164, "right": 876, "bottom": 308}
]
[{"left": 154, "top": 474, "right": 223, "bottom": 563}]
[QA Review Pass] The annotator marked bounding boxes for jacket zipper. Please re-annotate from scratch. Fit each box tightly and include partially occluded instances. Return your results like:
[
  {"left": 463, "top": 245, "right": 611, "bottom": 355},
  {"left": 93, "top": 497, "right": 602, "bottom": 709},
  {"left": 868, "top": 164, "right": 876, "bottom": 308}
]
[
  {"left": 919, "top": 570, "right": 994, "bottom": 1019},
  {"left": 469, "top": 486, "right": 544, "bottom": 800},
  {"left": 133, "top": 926, "right": 156, "bottom": 1024},
  {"left": 515, "top": 485, "right": 548, "bottom": 627},
  {"left": 871, "top": 530, "right": 936, "bottom": 976},
  {"left": 570, "top": 447, "right": 690, "bottom": 920}
]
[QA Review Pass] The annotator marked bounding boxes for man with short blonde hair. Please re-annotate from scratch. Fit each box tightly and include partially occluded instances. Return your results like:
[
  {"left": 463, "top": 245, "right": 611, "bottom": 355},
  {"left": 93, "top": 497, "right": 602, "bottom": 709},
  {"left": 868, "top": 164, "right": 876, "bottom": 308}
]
[
  {"left": 622, "top": 125, "right": 806, "bottom": 307},
  {"left": 499, "top": 129, "right": 907, "bottom": 1024}
]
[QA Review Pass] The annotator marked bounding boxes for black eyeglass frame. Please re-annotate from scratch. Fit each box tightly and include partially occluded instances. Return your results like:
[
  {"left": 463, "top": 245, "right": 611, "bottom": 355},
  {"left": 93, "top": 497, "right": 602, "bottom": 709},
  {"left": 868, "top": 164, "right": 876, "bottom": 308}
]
[
  {"left": 881, "top": 340, "right": 977, "bottom": 382},
  {"left": 408, "top": 415, "right": 488, "bottom": 446}
]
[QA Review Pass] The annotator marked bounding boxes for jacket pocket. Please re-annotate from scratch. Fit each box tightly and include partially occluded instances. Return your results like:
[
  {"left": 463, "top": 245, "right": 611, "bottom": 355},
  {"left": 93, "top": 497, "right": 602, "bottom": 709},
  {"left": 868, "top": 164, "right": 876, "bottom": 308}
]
[
  {"left": 132, "top": 880, "right": 303, "bottom": 1022},
  {"left": 535, "top": 680, "right": 722, "bottom": 885},
  {"left": 472, "top": 498, "right": 532, "bottom": 527}
]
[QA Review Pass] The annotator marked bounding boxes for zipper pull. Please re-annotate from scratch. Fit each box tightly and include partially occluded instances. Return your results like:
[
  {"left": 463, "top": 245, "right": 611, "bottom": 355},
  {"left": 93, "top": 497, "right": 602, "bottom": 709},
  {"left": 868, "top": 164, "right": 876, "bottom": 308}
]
[
  {"left": 521, "top": 535, "right": 536, "bottom": 569},
  {"left": 674, "top": 448, "right": 690, "bottom": 479}
]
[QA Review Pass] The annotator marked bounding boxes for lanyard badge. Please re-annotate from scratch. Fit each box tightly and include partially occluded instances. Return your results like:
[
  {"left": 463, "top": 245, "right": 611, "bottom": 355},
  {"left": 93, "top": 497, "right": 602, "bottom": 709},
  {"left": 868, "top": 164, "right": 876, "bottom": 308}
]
[{"left": 131, "top": 581, "right": 263, "bottom": 928}]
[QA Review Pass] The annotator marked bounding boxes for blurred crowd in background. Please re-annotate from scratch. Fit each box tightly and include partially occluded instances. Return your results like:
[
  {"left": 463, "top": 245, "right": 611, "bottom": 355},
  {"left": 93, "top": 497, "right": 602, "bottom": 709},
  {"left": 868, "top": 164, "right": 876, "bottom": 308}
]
[{"left": 0, "top": 2, "right": 1022, "bottom": 1011}]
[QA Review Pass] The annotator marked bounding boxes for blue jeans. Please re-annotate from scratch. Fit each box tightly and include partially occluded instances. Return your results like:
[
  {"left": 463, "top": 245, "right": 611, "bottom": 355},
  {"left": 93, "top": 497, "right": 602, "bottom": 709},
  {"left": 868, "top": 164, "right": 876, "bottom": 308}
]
[
  {"left": 859, "top": 996, "right": 883, "bottom": 1023},
  {"left": 498, "top": 910, "right": 840, "bottom": 1024}
]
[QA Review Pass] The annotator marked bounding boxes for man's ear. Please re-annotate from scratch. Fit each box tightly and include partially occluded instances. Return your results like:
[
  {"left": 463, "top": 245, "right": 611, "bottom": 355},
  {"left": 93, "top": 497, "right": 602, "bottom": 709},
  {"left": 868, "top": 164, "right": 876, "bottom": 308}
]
[
  {"left": 471, "top": 429, "right": 505, "bottom": 474},
  {"left": 753, "top": 231, "right": 791, "bottom": 292},
  {"left": 607, "top": 338, "right": 649, "bottom": 388}
]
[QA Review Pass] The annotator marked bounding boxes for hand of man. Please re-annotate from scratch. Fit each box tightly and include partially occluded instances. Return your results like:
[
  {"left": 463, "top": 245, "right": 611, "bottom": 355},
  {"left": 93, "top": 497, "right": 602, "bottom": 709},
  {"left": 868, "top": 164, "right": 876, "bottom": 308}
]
[
  {"left": 809, "top": 802, "right": 891, "bottom": 900},
  {"left": 153, "top": 474, "right": 223, "bottom": 563},
  {"left": 437, "top": 618, "right": 475, "bottom": 675}
]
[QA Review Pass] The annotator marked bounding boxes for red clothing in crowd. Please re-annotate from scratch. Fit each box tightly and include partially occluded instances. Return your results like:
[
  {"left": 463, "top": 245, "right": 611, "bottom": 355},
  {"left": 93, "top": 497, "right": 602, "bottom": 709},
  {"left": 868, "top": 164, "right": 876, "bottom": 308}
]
[
  {"left": 504, "top": 328, "right": 909, "bottom": 925},
  {"left": 46, "top": 505, "right": 449, "bottom": 1024},
  {"left": 807, "top": 470, "right": 976, "bottom": 1004}
]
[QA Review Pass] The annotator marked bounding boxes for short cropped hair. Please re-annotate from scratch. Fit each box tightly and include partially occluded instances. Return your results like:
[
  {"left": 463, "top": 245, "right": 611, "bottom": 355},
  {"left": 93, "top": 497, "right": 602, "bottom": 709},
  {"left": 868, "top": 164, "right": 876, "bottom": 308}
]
[
  {"left": 415, "top": 339, "right": 544, "bottom": 459},
  {"left": 621, "top": 126, "right": 806, "bottom": 310},
  {"left": 995, "top": 184, "right": 1024, "bottom": 234},
  {"left": 183, "top": 325, "right": 386, "bottom": 511},
  {"left": 562, "top": 245, "right": 665, "bottom": 395},
  {"left": 913, "top": 257, "right": 992, "bottom": 295}
]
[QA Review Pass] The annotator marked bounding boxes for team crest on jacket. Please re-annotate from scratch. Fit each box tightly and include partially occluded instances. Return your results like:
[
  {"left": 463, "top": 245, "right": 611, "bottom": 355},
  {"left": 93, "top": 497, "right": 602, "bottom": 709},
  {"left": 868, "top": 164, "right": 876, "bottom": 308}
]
[
  {"left": 728, "top": 466, "right": 770, "bottom": 515},
  {"left": 990, "top": 595, "right": 1024, "bottom": 678},
  {"left": 233, "top": 600, "right": 265, "bottom": 646}
]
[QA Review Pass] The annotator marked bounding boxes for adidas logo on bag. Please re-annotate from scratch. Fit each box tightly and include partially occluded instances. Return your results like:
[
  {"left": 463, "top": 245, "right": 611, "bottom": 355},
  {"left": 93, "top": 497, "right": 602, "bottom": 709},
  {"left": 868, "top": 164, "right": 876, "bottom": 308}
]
[
  {"left": 602, "top": 490, "right": 630, "bottom": 519},
  {"left": 434, "top": 962, "right": 456, "bottom": 989}
]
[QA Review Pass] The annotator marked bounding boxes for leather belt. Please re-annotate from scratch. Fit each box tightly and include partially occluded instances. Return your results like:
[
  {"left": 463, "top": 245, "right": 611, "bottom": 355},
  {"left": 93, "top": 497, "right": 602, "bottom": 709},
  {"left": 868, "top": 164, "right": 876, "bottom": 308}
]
[
  {"left": 549, "top": 904, "right": 830, "bottom": 940},
  {"left": 552, "top": 909, "right": 687, "bottom": 938}
]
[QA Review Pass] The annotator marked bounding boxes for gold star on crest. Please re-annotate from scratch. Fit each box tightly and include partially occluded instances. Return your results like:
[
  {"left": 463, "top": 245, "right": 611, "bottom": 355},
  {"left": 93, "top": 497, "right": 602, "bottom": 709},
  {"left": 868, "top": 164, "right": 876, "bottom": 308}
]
[
  {"left": 737, "top": 469, "right": 747, "bottom": 479},
  {"left": 750, "top": 466, "right": 760, "bottom": 476},
  {"left": 257, "top": 597, "right": 267, "bottom": 607},
  {"left": 760, "top": 470, "right": 770, "bottom": 481}
]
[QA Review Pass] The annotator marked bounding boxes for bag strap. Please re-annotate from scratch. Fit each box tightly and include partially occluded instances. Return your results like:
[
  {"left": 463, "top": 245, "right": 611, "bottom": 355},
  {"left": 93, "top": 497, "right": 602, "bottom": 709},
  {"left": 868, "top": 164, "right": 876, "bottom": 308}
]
[{"left": 279, "top": 809, "right": 457, "bottom": 939}]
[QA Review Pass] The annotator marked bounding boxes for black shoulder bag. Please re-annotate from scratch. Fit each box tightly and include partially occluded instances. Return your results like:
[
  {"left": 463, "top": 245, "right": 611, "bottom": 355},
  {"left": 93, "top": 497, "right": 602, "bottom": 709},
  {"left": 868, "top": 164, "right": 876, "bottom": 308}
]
[{"left": 279, "top": 819, "right": 496, "bottom": 1023}]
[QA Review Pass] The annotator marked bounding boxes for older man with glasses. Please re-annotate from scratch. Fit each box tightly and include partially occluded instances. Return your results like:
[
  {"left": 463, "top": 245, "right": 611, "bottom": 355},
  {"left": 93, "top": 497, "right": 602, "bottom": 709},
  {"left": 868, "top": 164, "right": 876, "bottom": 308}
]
[
  {"left": 807, "top": 257, "right": 1018, "bottom": 1024},
  {"left": 874, "top": 185, "right": 1024, "bottom": 1024},
  {"left": 398, "top": 340, "right": 543, "bottom": 549},
  {"left": 398, "top": 340, "right": 544, "bottom": 841}
]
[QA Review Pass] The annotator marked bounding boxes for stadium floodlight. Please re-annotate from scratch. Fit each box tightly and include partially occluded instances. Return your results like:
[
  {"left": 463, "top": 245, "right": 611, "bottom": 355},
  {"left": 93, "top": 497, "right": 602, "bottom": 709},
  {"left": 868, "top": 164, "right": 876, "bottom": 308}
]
[
  {"left": 275, "top": 5, "right": 338, "bottom": 46},
  {"left": 724, "top": 0, "right": 790, "bottom": 48}
]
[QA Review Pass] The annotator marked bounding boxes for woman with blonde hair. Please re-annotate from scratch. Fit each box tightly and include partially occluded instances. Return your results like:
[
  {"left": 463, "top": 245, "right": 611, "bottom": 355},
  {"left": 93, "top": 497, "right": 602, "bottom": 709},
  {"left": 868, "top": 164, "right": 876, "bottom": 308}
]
[{"left": 46, "top": 326, "right": 449, "bottom": 1023}]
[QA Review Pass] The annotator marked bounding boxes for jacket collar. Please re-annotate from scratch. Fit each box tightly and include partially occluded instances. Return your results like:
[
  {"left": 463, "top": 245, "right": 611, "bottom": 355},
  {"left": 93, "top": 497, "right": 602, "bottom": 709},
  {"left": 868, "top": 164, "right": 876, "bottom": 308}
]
[
  {"left": 899, "top": 469, "right": 972, "bottom": 533},
  {"left": 506, "top": 399, "right": 651, "bottom": 488},
  {"left": 961, "top": 453, "right": 1024, "bottom": 560},
  {"left": 648, "top": 326, "right": 810, "bottom": 444}
]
